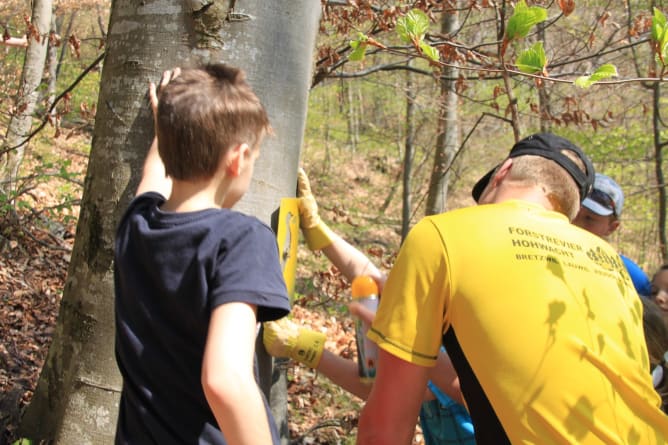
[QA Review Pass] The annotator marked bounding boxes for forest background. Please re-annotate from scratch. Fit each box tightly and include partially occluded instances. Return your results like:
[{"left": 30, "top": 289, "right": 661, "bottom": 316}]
[{"left": 1, "top": 0, "right": 668, "bottom": 444}]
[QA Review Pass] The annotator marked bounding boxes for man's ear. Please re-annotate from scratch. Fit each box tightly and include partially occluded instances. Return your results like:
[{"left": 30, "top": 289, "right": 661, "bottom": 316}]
[
  {"left": 225, "top": 143, "right": 250, "bottom": 176},
  {"left": 607, "top": 218, "right": 621, "bottom": 236},
  {"left": 477, "top": 159, "right": 514, "bottom": 204},
  {"left": 491, "top": 158, "right": 513, "bottom": 188}
]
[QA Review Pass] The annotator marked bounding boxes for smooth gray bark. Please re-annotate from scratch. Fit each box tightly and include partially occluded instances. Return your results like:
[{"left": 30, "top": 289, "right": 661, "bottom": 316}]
[
  {"left": 19, "top": 1, "right": 320, "bottom": 442},
  {"left": 0, "top": 0, "right": 51, "bottom": 194}
]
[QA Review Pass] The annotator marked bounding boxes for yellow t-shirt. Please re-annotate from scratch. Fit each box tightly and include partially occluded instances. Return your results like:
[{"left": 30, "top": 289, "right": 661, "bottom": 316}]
[{"left": 369, "top": 200, "right": 668, "bottom": 444}]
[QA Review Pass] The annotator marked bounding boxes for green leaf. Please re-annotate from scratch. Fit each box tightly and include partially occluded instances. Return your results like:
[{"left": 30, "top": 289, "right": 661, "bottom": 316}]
[
  {"left": 419, "top": 41, "right": 440, "bottom": 62},
  {"left": 651, "top": 8, "right": 668, "bottom": 63},
  {"left": 349, "top": 42, "right": 367, "bottom": 61},
  {"left": 574, "top": 64, "right": 618, "bottom": 89},
  {"left": 516, "top": 41, "right": 546, "bottom": 74},
  {"left": 396, "top": 9, "right": 431, "bottom": 44},
  {"left": 506, "top": 0, "right": 548, "bottom": 42},
  {"left": 651, "top": 7, "right": 667, "bottom": 42},
  {"left": 349, "top": 33, "right": 368, "bottom": 62}
]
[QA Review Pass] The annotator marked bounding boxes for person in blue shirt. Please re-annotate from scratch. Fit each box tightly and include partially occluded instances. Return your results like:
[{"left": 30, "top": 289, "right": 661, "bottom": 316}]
[{"left": 572, "top": 172, "right": 652, "bottom": 296}]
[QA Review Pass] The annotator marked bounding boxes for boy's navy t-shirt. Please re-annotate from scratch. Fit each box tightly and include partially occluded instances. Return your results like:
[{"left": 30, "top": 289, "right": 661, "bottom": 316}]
[{"left": 114, "top": 192, "right": 290, "bottom": 444}]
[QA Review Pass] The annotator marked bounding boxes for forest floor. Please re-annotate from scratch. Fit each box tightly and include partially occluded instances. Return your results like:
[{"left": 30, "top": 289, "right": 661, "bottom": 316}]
[{"left": 0, "top": 132, "right": 424, "bottom": 444}]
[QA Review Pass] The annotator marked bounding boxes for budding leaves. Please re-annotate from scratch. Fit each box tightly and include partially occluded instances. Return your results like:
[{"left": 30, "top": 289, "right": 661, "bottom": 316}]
[
  {"left": 396, "top": 9, "right": 430, "bottom": 43},
  {"left": 349, "top": 33, "right": 368, "bottom": 62},
  {"left": 396, "top": 9, "right": 439, "bottom": 62},
  {"left": 574, "top": 64, "right": 618, "bottom": 88},
  {"left": 501, "top": 1, "right": 548, "bottom": 59},
  {"left": 506, "top": 1, "right": 618, "bottom": 88},
  {"left": 505, "top": 1, "right": 548, "bottom": 42},
  {"left": 349, "top": 9, "right": 439, "bottom": 63},
  {"left": 347, "top": 2, "right": 623, "bottom": 91},
  {"left": 651, "top": 7, "right": 668, "bottom": 66},
  {"left": 418, "top": 41, "right": 440, "bottom": 62},
  {"left": 516, "top": 41, "right": 547, "bottom": 75}
]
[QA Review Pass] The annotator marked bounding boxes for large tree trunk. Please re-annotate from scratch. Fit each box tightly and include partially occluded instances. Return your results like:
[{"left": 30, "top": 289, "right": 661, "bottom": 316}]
[
  {"left": 18, "top": 1, "right": 320, "bottom": 442},
  {"left": 425, "top": 5, "right": 460, "bottom": 216},
  {"left": 0, "top": 0, "right": 51, "bottom": 194}
]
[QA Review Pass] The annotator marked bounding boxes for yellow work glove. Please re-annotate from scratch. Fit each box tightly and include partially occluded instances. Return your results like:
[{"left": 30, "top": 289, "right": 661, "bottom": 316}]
[
  {"left": 297, "top": 168, "right": 335, "bottom": 250},
  {"left": 263, "top": 317, "right": 326, "bottom": 369}
]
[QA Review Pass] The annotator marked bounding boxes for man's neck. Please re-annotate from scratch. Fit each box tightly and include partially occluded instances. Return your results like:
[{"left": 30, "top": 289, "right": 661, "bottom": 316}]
[{"left": 490, "top": 184, "right": 558, "bottom": 213}]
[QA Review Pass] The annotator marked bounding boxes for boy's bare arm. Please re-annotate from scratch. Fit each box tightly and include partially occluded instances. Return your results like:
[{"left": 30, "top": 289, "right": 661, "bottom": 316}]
[
  {"left": 202, "top": 302, "right": 273, "bottom": 444},
  {"left": 135, "top": 137, "right": 170, "bottom": 197},
  {"left": 135, "top": 69, "right": 179, "bottom": 197}
]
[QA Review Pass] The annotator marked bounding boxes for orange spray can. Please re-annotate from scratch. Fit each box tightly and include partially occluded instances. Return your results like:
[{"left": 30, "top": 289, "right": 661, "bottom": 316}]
[{"left": 351, "top": 275, "right": 379, "bottom": 383}]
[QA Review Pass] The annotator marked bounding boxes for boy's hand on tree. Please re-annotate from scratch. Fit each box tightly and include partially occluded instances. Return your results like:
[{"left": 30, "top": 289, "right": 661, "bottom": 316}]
[
  {"left": 149, "top": 68, "right": 181, "bottom": 128},
  {"left": 262, "top": 317, "right": 326, "bottom": 369},
  {"left": 296, "top": 167, "right": 335, "bottom": 250}
]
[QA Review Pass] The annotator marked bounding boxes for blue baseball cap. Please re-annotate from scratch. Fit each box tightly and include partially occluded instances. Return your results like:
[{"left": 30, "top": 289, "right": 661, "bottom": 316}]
[{"left": 581, "top": 173, "right": 624, "bottom": 217}]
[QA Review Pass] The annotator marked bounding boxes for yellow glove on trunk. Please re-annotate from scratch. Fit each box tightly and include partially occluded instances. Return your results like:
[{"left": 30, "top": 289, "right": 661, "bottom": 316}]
[
  {"left": 297, "top": 168, "right": 335, "bottom": 251},
  {"left": 263, "top": 317, "right": 326, "bottom": 369}
]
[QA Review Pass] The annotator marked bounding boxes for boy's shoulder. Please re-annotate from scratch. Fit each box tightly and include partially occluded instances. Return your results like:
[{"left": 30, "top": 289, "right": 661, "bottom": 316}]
[
  {"left": 220, "top": 210, "right": 275, "bottom": 238},
  {"left": 123, "top": 192, "right": 274, "bottom": 238},
  {"left": 125, "top": 191, "right": 166, "bottom": 215}
]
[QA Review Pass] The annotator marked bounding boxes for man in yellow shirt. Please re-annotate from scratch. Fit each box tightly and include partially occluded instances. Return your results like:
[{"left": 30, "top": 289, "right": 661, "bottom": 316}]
[{"left": 357, "top": 133, "right": 668, "bottom": 445}]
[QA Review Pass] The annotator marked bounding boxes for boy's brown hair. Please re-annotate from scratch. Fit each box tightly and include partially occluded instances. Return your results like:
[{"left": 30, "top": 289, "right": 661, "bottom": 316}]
[{"left": 155, "top": 64, "right": 271, "bottom": 181}]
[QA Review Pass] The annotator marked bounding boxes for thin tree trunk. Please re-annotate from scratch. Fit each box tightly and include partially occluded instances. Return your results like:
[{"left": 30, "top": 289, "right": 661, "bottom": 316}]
[
  {"left": 324, "top": 91, "right": 331, "bottom": 173},
  {"left": 652, "top": 82, "right": 667, "bottom": 261},
  {"left": 380, "top": 163, "right": 402, "bottom": 214},
  {"left": 401, "top": 64, "right": 415, "bottom": 241},
  {"left": 45, "top": 12, "right": 64, "bottom": 135},
  {"left": 495, "top": 0, "right": 521, "bottom": 141},
  {"left": 0, "top": 0, "right": 52, "bottom": 194},
  {"left": 425, "top": 6, "right": 460, "bottom": 216},
  {"left": 46, "top": 14, "right": 58, "bottom": 111},
  {"left": 56, "top": 12, "right": 76, "bottom": 82},
  {"left": 347, "top": 80, "right": 358, "bottom": 152}
]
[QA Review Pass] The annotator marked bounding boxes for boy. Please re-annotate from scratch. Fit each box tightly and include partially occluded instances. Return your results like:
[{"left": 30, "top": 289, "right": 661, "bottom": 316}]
[{"left": 114, "top": 64, "right": 290, "bottom": 444}]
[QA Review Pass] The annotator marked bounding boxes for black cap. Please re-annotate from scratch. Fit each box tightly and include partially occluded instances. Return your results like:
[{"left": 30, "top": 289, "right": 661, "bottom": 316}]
[{"left": 471, "top": 133, "right": 595, "bottom": 203}]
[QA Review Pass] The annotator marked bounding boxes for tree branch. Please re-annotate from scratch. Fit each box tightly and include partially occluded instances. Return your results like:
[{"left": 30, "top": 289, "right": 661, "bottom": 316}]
[{"left": 0, "top": 51, "right": 105, "bottom": 157}]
